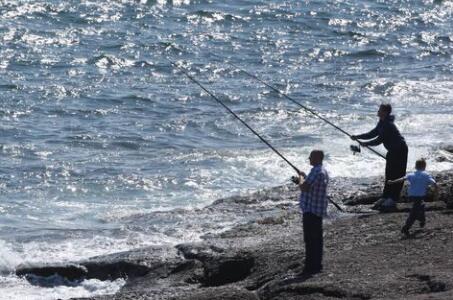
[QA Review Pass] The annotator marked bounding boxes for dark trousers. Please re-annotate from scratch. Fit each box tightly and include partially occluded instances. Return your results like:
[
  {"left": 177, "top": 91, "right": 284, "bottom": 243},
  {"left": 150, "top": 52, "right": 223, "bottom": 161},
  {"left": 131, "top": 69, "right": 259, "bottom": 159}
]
[
  {"left": 404, "top": 197, "right": 426, "bottom": 229},
  {"left": 383, "top": 143, "right": 408, "bottom": 201},
  {"left": 303, "top": 212, "right": 323, "bottom": 272}
]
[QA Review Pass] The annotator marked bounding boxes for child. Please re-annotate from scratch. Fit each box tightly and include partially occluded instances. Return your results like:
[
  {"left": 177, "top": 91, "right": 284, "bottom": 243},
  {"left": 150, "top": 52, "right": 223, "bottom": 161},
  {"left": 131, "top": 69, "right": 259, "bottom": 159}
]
[{"left": 387, "top": 158, "right": 437, "bottom": 236}]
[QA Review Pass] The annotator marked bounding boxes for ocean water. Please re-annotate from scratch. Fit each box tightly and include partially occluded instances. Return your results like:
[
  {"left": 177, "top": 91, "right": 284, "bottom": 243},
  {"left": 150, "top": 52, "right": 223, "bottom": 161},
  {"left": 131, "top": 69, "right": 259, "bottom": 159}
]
[{"left": 0, "top": 0, "right": 452, "bottom": 298}]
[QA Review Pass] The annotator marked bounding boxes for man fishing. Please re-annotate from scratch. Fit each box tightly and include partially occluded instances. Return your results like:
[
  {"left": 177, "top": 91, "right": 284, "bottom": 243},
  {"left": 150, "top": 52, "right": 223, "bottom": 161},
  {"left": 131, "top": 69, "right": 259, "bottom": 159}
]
[
  {"left": 351, "top": 104, "right": 408, "bottom": 211},
  {"left": 296, "top": 150, "right": 329, "bottom": 276}
]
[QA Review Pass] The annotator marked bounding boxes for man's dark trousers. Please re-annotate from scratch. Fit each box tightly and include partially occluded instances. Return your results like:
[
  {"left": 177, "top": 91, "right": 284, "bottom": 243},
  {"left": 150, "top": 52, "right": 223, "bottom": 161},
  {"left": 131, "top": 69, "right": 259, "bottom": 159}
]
[
  {"left": 383, "top": 143, "right": 408, "bottom": 201},
  {"left": 303, "top": 212, "right": 323, "bottom": 272}
]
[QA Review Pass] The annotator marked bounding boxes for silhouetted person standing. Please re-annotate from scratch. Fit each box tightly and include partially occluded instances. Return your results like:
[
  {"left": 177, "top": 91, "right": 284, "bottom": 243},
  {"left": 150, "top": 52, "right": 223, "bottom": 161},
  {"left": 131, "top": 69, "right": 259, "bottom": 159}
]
[{"left": 352, "top": 104, "right": 408, "bottom": 211}]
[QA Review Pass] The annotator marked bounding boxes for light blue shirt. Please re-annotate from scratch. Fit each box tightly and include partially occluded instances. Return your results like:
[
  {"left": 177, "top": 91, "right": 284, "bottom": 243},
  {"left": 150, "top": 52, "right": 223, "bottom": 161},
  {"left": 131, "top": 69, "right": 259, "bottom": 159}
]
[{"left": 406, "top": 170, "right": 436, "bottom": 197}]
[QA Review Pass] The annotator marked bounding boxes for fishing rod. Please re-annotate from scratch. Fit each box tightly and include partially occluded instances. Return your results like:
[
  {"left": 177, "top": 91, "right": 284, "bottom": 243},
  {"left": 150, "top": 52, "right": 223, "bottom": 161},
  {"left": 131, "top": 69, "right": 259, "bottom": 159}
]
[
  {"left": 165, "top": 57, "right": 301, "bottom": 174},
  {"left": 206, "top": 52, "right": 386, "bottom": 160},
  {"left": 164, "top": 56, "right": 344, "bottom": 212}
]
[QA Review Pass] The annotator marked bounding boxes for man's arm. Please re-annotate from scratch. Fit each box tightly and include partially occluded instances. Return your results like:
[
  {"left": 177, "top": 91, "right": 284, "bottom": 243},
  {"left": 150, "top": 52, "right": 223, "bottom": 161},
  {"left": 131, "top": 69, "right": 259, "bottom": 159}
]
[
  {"left": 362, "top": 135, "right": 383, "bottom": 147},
  {"left": 298, "top": 172, "right": 310, "bottom": 192},
  {"left": 352, "top": 126, "right": 379, "bottom": 140},
  {"left": 299, "top": 180, "right": 310, "bottom": 192},
  {"left": 299, "top": 170, "right": 316, "bottom": 192}
]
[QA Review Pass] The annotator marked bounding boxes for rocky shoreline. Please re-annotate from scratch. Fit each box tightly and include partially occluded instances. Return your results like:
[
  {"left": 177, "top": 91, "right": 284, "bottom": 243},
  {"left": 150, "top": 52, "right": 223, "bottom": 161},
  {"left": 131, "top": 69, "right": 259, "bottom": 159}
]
[{"left": 16, "top": 168, "right": 453, "bottom": 300}]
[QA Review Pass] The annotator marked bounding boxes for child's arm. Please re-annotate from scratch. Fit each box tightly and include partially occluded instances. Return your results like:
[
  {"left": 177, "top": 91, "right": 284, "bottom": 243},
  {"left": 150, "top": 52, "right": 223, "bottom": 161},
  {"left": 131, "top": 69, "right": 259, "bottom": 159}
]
[
  {"left": 430, "top": 179, "right": 438, "bottom": 192},
  {"left": 387, "top": 176, "right": 406, "bottom": 185},
  {"left": 430, "top": 181, "right": 439, "bottom": 201},
  {"left": 428, "top": 176, "right": 438, "bottom": 191}
]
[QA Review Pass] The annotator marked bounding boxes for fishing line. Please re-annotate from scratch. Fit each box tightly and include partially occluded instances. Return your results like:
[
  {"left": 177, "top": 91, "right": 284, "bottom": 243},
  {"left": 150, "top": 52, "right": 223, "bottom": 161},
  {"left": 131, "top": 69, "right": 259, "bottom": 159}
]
[
  {"left": 166, "top": 38, "right": 384, "bottom": 160},
  {"left": 164, "top": 56, "right": 344, "bottom": 212},
  {"left": 206, "top": 52, "right": 386, "bottom": 160}
]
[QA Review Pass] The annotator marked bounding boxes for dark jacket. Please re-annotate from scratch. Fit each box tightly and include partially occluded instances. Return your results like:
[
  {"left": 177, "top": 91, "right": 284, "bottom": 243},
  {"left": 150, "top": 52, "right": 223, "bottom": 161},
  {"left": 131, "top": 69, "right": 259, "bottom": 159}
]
[{"left": 355, "top": 115, "right": 406, "bottom": 152}]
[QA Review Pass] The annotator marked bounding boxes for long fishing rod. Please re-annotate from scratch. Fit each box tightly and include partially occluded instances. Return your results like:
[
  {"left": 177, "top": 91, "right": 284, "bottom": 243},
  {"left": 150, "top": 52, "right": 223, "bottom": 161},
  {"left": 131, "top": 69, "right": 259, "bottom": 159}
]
[
  {"left": 207, "top": 52, "right": 386, "bottom": 160},
  {"left": 164, "top": 57, "right": 301, "bottom": 175},
  {"left": 164, "top": 56, "right": 344, "bottom": 212}
]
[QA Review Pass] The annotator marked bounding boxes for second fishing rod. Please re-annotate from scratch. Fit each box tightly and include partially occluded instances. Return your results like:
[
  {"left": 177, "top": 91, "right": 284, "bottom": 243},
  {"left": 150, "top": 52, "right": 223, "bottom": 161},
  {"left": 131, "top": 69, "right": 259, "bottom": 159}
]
[
  {"left": 166, "top": 41, "right": 385, "bottom": 160},
  {"left": 164, "top": 56, "right": 344, "bottom": 212},
  {"left": 208, "top": 52, "right": 386, "bottom": 160}
]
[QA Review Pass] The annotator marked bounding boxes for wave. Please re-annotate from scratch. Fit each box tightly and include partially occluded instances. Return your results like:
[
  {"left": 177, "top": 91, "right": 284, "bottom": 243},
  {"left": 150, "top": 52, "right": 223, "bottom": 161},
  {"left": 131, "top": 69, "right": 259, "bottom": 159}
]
[
  {"left": 185, "top": 10, "right": 249, "bottom": 25},
  {"left": 0, "top": 84, "right": 20, "bottom": 91},
  {"left": 362, "top": 81, "right": 396, "bottom": 96},
  {"left": 0, "top": 274, "right": 125, "bottom": 300},
  {"left": 47, "top": 108, "right": 116, "bottom": 117},
  {"left": 0, "top": 241, "right": 21, "bottom": 274},
  {"left": 88, "top": 54, "right": 136, "bottom": 70},
  {"left": 120, "top": 94, "right": 155, "bottom": 103},
  {"left": 346, "top": 49, "right": 386, "bottom": 58},
  {"left": 65, "top": 135, "right": 147, "bottom": 151}
]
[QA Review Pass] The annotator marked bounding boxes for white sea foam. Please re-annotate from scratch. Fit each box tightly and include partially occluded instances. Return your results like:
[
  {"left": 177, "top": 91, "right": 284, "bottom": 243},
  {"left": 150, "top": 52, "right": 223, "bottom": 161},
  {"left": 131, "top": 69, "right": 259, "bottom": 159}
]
[
  {"left": 0, "top": 275, "right": 124, "bottom": 300},
  {"left": 0, "top": 233, "right": 153, "bottom": 299},
  {"left": 0, "top": 241, "right": 21, "bottom": 274},
  {"left": 16, "top": 233, "right": 163, "bottom": 266},
  {"left": 1, "top": 0, "right": 452, "bottom": 298}
]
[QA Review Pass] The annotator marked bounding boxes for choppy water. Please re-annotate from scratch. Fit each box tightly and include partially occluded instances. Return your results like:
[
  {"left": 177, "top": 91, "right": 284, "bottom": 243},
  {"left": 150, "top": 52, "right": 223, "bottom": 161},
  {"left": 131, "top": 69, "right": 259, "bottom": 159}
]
[{"left": 0, "top": 0, "right": 452, "bottom": 298}]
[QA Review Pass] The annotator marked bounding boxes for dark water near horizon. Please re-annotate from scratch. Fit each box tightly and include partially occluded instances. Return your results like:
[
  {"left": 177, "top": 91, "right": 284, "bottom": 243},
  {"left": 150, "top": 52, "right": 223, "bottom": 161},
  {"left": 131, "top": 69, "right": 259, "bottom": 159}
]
[{"left": 0, "top": 0, "right": 452, "bottom": 298}]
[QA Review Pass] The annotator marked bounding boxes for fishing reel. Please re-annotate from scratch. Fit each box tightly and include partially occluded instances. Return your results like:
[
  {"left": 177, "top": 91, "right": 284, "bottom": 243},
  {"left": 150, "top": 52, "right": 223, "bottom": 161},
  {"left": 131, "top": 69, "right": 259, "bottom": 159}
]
[
  {"left": 290, "top": 176, "right": 300, "bottom": 185},
  {"left": 350, "top": 144, "right": 361, "bottom": 155}
]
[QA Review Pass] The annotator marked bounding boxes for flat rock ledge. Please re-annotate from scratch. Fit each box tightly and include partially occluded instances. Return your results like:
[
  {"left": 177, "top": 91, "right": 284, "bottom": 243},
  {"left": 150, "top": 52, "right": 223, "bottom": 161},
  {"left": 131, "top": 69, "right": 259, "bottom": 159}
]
[{"left": 15, "top": 170, "right": 453, "bottom": 300}]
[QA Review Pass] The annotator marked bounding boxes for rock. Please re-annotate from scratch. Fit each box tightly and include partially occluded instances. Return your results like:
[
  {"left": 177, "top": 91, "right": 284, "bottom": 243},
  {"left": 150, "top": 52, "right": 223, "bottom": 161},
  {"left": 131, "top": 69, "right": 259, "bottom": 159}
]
[
  {"left": 176, "top": 243, "right": 255, "bottom": 286},
  {"left": 435, "top": 145, "right": 453, "bottom": 162},
  {"left": 60, "top": 170, "right": 453, "bottom": 299},
  {"left": 256, "top": 215, "right": 285, "bottom": 225},
  {"left": 343, "top": 191, "right": 381, "bottom": 206},
  {"left": 174, "top": 286, "right": 259, "bottom": 300},
  {"left": 16, "top": 264, "right": 87, "bottom": 281},
  {"left": 17, "top": 245, "right": 182, "bottom": 282},
  {"left": 201, "top": 254, "right": 254, "bottom": 287}
]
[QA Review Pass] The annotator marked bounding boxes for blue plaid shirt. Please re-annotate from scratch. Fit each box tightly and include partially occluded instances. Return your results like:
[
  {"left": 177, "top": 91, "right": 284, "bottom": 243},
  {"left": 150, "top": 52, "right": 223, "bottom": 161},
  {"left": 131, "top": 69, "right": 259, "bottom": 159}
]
[{"left": 299, "top": 164, "right": 329, "bottom": 217}]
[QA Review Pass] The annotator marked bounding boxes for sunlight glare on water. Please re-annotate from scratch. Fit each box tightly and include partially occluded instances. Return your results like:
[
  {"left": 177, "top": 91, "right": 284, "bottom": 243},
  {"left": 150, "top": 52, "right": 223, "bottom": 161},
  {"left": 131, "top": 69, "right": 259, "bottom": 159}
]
[{"left": 0, "top": 0, "right": 452, "bottom": 298}]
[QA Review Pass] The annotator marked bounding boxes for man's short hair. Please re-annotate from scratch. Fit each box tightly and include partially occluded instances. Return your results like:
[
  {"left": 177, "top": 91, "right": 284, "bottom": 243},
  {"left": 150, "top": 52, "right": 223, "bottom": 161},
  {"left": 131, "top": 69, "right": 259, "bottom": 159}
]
[
  {"left": 380, "top": 103, "right": 392, "bottom": 114},
  {"left": 415, "top": 158, "right": 426, "bottom": 170},
  {"left": 311, "top": 150, "right": 324, "bottom": 161}
]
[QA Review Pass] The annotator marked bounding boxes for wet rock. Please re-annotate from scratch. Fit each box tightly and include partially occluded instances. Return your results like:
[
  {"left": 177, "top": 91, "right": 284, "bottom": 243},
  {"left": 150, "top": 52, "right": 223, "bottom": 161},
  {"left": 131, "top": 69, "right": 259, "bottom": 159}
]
[
  {"left": 343, "top": 191, "right": 381, "bottom": 206},
  {"left": 176, "top": 243, "right": 225, "bottom": 260},
  {"left": 443, "top": 145, "right": 453, "bottom": 153},
  {"left": 258, "top": 280, "right": 371, "bottom": 300},
  {"left": 408, "top": 274, "right": 447, "bottom": 293},
  {"left": 201, "top": 254, "right": 254, "bottom": 286},
  {"left": 256, "top": 215, "right": 285, "bottom": 225},
  {"left": 17, "top": 245, "right": 182, "bottom": 282},
  {"left": 174, "top": 286, "right": 259, "bottom": 300},
  {"left": 16, "top": 264, "right": 87, "bottom": 281},
  {"left": 435, "top": 145, "right": 453, "bottom": 162},
  {"left": 82, "top": 260, "right": 150, "bottom": 281},
  {"left": 176, "top": 243, "right": 255, "bottom": 286}
]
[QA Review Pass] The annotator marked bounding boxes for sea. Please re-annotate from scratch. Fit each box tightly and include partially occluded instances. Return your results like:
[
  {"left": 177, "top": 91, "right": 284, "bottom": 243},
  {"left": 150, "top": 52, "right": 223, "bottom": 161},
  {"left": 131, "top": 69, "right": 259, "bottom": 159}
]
[{"left": 0, "top": 0, "right": 452, "bottom": 299}]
